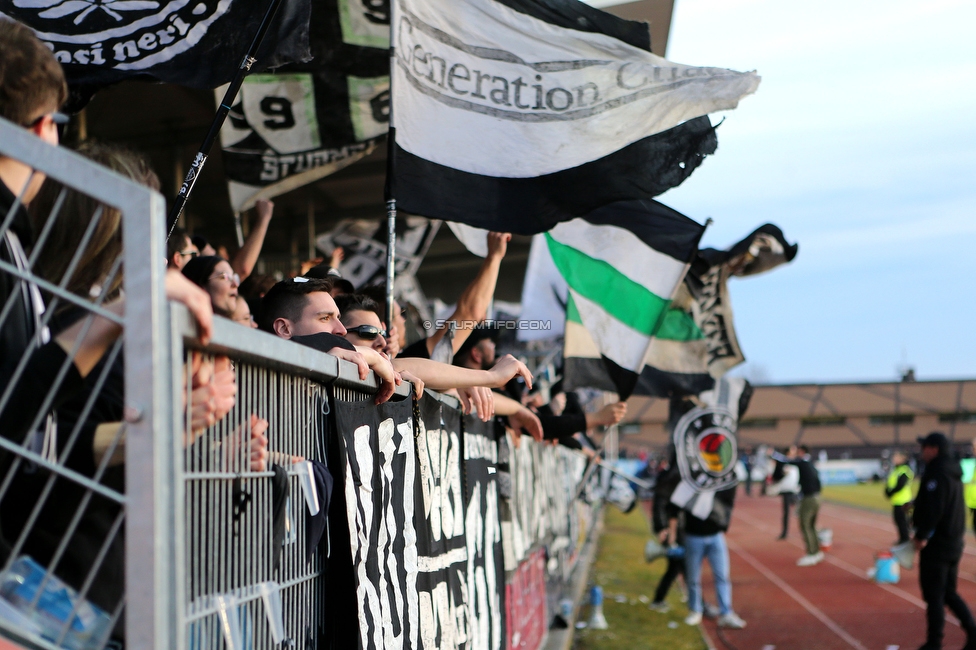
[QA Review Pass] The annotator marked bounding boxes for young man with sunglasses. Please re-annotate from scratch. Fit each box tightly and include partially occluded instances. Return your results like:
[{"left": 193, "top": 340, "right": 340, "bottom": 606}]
[{"left": 335, "top": 293, "right": 541, "bottom": 430}]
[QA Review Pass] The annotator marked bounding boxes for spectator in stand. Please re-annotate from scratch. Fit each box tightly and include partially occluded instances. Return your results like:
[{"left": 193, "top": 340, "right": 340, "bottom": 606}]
[
  {"left": 182, "top": 256, "right": 240, "bottom": 318},
  {"left": 772, "top": 445, "right": 823, "bottom": 565},
  {"left": 400, "top": 231, "right": 510, "bottom": 363},
  {"left": 167, "top": 226, "right": 199, "bottom": 270},
  {"left": 334, "top": 292, "right": 536, "bottom": 418},
  {"left": 258, "top": 278, "right": 401, "bottom": 404},
  {"left": 232, "top": 295, "right": 258, "bottom": 329},
  {"left": 9, "top": 141, "right": 242, "bottom": 646},
  {"left": 0, "top": 20, "right": 213, "bottom": 445},
  {"left": 191, "top": 235, "right": 216, "bottom": 257},
  {"left": 767, "top": 448, "right": 800, "bottom": 540},
  {"left": 885, "top": 449, "right": 914, "bottom": 545}
]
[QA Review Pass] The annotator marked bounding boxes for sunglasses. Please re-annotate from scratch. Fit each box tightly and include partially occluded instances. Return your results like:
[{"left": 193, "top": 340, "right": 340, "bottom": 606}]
[
  {"left": 178, "top": 250, "right": 199, "bottom": 258},
  {"left": 346, "top": 324, "right": 387, "bottom": 340}
]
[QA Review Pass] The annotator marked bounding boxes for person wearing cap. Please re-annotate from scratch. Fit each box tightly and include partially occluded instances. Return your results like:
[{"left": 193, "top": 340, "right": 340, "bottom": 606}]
[
  {"left": 885, "top": 450, "right": 914, "bottom": 545},
  {"left": 913, "top": 432, "right": 976, "bottom": 650}
]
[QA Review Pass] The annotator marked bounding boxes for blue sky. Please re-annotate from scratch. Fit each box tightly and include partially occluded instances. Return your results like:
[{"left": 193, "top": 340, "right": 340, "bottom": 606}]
[{"left": 588, "top": 0, "right": 976, "bottom": 384}]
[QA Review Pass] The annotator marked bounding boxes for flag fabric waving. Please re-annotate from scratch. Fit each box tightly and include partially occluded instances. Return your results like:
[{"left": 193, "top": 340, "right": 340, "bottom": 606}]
[
  {"left": 3, "top": 0, "right": 312, "bottom": 93},
  {"left": 564, "top": 223, "right": 798, "bottom": 397},
  {"left": 389, "top": 0, "right": 759, "bottom": 234},
  {"left": 552, "top": 200, "right": 704, "bottom": 399},
  {"left": 217, "top": 0, "right": 390, "bottom": 211}
]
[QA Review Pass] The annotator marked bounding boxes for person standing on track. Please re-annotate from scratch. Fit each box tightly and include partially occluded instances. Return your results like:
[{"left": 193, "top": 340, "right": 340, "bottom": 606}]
[
  {"left": 913, "top": 431, "right": 976, "bottom": 650},
  {"left": 965, "top": 439, "right": 976, "bottom": 538},
  {"left": 886, "top": 450, "right": 914, "bottom": 545},
  {"left": 772, "top": 445, "right": 823, "bottom": 565}
]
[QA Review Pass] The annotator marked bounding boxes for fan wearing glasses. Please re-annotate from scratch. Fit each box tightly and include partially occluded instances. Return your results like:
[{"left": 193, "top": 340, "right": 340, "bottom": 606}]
[
  {"left": 181, "top": 256, "right": 241, "bottom": 318},
  {"left": 335, "top": 293, "right": 538, "bottom": 423}
]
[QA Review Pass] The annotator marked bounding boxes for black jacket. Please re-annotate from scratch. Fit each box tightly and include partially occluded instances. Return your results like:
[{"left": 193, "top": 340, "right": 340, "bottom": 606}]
[
  {"left": 0, "top": 181, "right": 84, "bottom": 445},
  {"left": 913, "top": 453, "right": 966, "bottom": 562},
  {"left": 773, "top": 452, "right": 821, "bottom": 496},
  {"left": 0, "top": 179, "right": 35, "bottom": 377},
  {"left": 683, "top": 485, "right": 736, "bottom": 536}
]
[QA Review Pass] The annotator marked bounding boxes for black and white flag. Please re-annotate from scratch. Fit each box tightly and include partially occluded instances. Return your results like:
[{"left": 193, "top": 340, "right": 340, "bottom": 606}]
[
  {"left": 315, "top": 216, "right": 440, "bottom": 290},
  {"left": 3, "top": 0, "right": 312, "bottom": 92},
  {"left": 333, "top": 396, "right": 420, "bottom": 650},
  {"left": 462, "top": 414, "right": 505, "bottom": 650},
  {"left": 413, "top": 393, "right": 470, "bottom": 650},
  {"left": 390, "top": 0, "right": 760, "bottom": 234},
  {"left": 217, "top": 0, "right": 390, "bottom": 211}
]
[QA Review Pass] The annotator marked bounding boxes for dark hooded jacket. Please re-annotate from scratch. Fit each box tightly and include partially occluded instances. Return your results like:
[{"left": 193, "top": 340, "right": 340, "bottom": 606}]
[{"left": 913, "top": 452, "right": 966, "bottom": 562}]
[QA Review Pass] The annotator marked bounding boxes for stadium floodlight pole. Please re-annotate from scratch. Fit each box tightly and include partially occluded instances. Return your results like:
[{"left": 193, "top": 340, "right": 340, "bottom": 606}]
[{"left": 166, "top": 0, "right": 285, "bottom": 236}]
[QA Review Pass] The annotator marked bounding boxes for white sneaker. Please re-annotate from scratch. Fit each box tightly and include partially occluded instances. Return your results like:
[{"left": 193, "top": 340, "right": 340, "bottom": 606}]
[
  {"left": 797, "top": 552, "right": 823, "bottom": 566},
  {"left": 648, "top": 601, "right": 670, "bottom": 613},
  {"left": 717, "top": 612, "right": 747, "bottom": 629},
  {"left": 684, "top": 611, "right": 703, "bottom": 626}
]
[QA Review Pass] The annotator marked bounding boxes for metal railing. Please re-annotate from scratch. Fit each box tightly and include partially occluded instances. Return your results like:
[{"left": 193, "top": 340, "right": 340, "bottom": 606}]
[{"left": 0, "top": 116, "right": 603, "bottom": 650}]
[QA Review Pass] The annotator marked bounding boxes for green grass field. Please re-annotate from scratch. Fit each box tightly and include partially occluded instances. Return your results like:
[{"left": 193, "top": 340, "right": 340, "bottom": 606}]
[
  {"left": 573, "top": 507, "right": 707, "bottom": 650},
  {"left": 821, "top": 481, "right": 917, "bottom": 513}
]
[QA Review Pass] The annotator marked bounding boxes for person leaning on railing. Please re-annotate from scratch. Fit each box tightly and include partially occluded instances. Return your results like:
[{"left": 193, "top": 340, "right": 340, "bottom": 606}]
[
  {"left": 0, "top": 22, "right": 217, "bottom": 443},
  {"left": 257, "top": 277, "right": 403, "bottom": 404},
  {"left": 2, "top": 142, "right": 233, "bottom": 645},
  {"left": 334, "top": 291, "right": 537, "bottom": 418}
]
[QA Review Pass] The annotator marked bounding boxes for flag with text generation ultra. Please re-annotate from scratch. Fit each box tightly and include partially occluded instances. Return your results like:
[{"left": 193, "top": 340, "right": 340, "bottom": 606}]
[
  {"left": 390, "top": 0, "right": 760, "bottom": 234},
  {"left": 554, "top": 201, "right": 704, "bottom": 399},
  {"left": 3, "top": 0, "right": 312, "bottom": 93},
  {"left": 217, "top": 0, "right": 391, "bottom": 211}
]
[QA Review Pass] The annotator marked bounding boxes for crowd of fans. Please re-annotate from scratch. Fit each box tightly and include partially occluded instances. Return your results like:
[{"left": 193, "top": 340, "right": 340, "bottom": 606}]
[{"left": 0, "top": 20, "right": 629, "bottom": 647}]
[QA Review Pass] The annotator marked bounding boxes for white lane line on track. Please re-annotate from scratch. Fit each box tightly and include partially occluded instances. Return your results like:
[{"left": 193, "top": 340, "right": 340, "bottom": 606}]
[
  {"left": 820, "top": 505, "right": 976, "bottom": 557},
  {"left": 727, "top": 538, "right": 869, "bottom": 650},
  {"left": 735, "top": 509, "right": 962, "bottom": 627}
]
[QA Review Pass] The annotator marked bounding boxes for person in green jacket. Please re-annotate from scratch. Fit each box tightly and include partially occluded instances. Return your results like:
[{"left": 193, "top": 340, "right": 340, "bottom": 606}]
[
  {"left": 885, "top": 450, "right": 914, "bottom": 544},
  {"left": 965, "top": 439, "right": 976, "bottom": 536}
]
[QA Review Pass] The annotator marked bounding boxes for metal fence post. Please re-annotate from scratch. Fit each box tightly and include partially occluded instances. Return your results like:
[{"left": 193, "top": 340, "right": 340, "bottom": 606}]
[{"left": 123, "top": 189, "right": 182, "bottom": 650}]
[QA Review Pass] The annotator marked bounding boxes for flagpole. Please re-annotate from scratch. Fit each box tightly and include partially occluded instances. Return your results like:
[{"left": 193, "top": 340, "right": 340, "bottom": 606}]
[
  {"left": 166, "top": 0, "right": 285, "bottom": 236},
  {"left": 383, "top": 14, "right": 397, "bottom": 330}
]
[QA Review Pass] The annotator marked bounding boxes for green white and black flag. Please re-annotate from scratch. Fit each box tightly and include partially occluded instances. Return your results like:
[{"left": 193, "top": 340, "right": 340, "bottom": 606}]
[
  {"left": 217, "top": 0, "right": 390, "bottom": 211},
  {"left": 565, "top": 223, "right": 798, "bottom": 397},
  {"left": 390, "top": 0, "right": 760, "bottom": 234},
  {"left": 555, "top": 200, "right": 704, "bottom": 399}
]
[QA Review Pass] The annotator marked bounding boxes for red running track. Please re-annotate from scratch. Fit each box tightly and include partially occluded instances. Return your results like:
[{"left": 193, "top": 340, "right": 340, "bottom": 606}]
[{"left": 693, "top": 490, "right": 976, "bottom": 650}]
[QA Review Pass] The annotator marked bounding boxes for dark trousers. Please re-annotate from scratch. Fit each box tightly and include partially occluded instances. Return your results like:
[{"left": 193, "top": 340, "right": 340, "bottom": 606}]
[
  {"left": 653, "top": 555, "right": 685, "bottom": 604},
  {"left": 919, "top": 550, "right": 976, "bottom": 645},
  {"left": 780, "top": 493, "right": 795, "bottom": 537},
  {"left": 893, "top": 504, "right": 910, "bottom": 544}
]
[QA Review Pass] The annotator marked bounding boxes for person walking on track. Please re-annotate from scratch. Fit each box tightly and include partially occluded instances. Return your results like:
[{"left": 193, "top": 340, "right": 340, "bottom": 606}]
[{"left": 913, "top": 432, "right": 976, "bottom": 650}]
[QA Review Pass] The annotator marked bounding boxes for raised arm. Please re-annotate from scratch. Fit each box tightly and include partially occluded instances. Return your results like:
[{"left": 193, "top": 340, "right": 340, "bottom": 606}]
[
  {"left": 231, "top": 199, "right": 274, "bottom": 281},
  {"left": 426, "top": 232, "right": 510, "bottom": 355}
]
